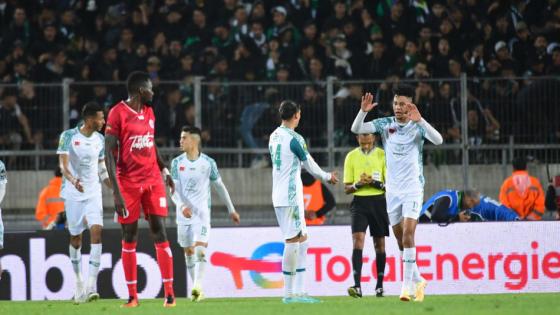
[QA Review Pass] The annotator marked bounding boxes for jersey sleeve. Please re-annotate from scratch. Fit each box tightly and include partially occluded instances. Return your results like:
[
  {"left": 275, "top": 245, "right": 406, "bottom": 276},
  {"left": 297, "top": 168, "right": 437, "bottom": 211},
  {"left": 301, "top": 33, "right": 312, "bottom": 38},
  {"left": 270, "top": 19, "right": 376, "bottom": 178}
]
[
  {"left": 290, "top": 137, "right": 308, "bottom": 161},
  {"left": 371, "top": 117, "right": 390, "bottom": 133},
  {"left": 0, "top": 160, "right": 6, "bottom": 184},
  {"left": 209, "top": 158, "right": 220, "bottom": 181},
  {"left": 56, "top": 130, "right": 72, "bottom": 154},
  {"left": 105, "top": 107, "right": 121, "bottom": 138},
  {"left": 343, "top": 152, "right": 354, "bottom": 184}
]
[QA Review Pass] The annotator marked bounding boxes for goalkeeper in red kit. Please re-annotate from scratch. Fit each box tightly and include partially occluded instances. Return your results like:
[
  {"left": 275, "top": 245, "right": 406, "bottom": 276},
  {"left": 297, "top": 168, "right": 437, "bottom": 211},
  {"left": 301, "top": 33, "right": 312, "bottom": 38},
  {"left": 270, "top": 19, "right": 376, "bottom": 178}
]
[{"left": 105, "top": 71, "right": 176, "bottom": 308}]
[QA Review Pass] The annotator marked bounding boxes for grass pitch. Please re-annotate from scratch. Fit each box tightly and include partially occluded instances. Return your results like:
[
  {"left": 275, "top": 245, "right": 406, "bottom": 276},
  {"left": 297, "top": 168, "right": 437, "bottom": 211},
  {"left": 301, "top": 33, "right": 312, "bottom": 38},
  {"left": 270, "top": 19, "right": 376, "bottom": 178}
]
[{"left": 0, "top": 294, "right": 558, "bottom": 315}]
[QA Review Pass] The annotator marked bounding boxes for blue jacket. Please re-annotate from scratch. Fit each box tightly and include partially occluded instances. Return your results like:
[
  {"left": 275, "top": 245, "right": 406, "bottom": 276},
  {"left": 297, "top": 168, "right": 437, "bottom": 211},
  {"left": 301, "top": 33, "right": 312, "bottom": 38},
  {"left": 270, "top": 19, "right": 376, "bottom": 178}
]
[
  {"left": 421, "top": 190, "right": 460, "bottom": 219},
  {"left": 470, "top": 196, "right": 520, "bottom": 221}
]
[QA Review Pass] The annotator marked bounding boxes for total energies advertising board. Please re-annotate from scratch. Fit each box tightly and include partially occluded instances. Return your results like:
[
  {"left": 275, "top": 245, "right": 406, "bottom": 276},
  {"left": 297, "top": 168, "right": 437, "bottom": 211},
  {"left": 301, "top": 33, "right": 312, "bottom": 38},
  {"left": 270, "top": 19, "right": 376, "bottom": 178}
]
[{"left": 0, "top": 222, "right": 558, "bottom": 300}]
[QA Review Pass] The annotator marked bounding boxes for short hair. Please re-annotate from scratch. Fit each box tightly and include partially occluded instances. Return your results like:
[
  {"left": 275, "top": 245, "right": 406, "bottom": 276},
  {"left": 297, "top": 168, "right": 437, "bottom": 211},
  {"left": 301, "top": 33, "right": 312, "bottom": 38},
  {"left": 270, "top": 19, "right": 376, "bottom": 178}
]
[
  {"left": 82, "top": 101, "right": 103, "bottom": 118},
  {"left": 279, "top": 100, "right": 300, "bottom": 120},
  {"left": 181, "top": 126, "right": 202, "bottom": 137},
  {"left": 393, "top": 84, "right": 415, "bottom": 99},
  {"left": 512, "top": 156, "right": 527, "bottom": 170},
  {"left": 463, "top": 189, "right": 480, "bottom": 200},
  {"left": 126, "top": 71, "right": 150, "bottom": 95}
]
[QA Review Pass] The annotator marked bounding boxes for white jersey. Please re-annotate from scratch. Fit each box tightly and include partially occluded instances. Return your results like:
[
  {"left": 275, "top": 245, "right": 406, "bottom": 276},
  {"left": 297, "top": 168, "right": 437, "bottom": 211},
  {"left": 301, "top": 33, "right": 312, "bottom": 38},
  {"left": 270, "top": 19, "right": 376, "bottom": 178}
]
[
  {"left": 0, "top": 160, "right": 5, "bottom": 249},
  {"left": 171, "top": 153, "right": 220, "bottom": 225},
  {"left": 368, "top": 117, "right": 426, "bottom": 195},
  {"left": 269, "top": 126, "right": 309, "bottom": 208},
  {"left": 57, "top": 127, "right": 104, "bottom": 201}
]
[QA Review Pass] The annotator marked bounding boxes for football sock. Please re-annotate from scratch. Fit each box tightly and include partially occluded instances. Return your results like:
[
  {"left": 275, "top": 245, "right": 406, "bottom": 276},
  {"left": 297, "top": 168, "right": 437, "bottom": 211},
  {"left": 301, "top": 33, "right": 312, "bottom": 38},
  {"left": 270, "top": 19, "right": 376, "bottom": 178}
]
[
  {"left": 352, "top": 249, "right": 363, "bottom": 288},
  {"left": 185, "top": 253, "right": 195, "bottom": 281},
  {"left": 375, "top": 252, "right": 386, "bottom": 289},
  {"left": 155, "top": 241, "right": 175, "bottom": 297},
  {"left": 403, "top": 247, "right": 416, "bottom": 291},
  {"left": 69, "top": 245, "right": 82, "bottom": 283},
  {"left": 193, "top": 245, "right": 207, "bottom": 289},
  {"left": 87, "top": 243, "right": 102, "bottom": 292},
  {"left": 295, "top": 240, "right": 308, "bottom": 295},
  {"left": 121, "top": 241, "right": 138, "bottom": 299},
  {"left": 282, "top": 242, "right": 299, "bottom": 297}
]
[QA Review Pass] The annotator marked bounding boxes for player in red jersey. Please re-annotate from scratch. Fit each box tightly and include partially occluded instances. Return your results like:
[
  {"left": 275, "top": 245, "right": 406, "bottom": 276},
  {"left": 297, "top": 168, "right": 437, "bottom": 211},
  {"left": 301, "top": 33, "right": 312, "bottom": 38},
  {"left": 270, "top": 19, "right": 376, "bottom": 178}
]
[{"left": 105, "top": 71, "right": 176, "bottom": 308}]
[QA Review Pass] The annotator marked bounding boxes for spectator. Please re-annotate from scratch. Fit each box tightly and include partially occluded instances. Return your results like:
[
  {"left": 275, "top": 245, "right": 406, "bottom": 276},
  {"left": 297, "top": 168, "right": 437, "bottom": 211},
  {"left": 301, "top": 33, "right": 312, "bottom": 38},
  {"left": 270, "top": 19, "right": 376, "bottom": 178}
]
[
  {"left": 302, "top": 170, "right": 335, "bottom": 225},
  {"left": 499, "top": 157, "right": 546, "bottom": 220},
  {"left": 155, "top": 87, "right": 186, "bottom": 146},
  {"left": 35, "top": 167, "right": 64, "bottom": 230},
  {"left": 0, "top": 88, "right": 34, "bottom": 166}
]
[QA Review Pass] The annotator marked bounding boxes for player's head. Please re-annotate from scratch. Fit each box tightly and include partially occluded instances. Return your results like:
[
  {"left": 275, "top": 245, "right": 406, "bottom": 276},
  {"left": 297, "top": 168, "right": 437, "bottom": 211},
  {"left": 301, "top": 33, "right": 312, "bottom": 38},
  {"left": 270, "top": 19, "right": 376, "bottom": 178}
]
[
  {"left": 126, "top": 71, "right": 154, "bottom": 105},
  {"left": 81, "top": 101, "right": 105, "bottom": 131},
  {"left": 512, "top": 156, "right": 527, "bottom": 171},
  {"left": 279, "top": 100, "right": 301, "bottom": 126},
  {"left": 392, "top": 84, "right": 415, "bottom": 121},
  {"left": 180, "top": 126, "right": 202, "bottom": 152},
  {"left": 462, "top": 189, "right": 480, "bottom": 209}
]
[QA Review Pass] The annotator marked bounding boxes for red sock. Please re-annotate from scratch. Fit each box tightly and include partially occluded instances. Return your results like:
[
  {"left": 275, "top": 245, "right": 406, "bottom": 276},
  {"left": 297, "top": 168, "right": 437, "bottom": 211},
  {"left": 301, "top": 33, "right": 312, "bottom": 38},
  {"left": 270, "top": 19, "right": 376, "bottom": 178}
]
[
  {"left": 122, "top": 241, "right": 138, "bottom": 299},
  {"left": 155, "top": 241, "right": 174, "bottom": 297}
]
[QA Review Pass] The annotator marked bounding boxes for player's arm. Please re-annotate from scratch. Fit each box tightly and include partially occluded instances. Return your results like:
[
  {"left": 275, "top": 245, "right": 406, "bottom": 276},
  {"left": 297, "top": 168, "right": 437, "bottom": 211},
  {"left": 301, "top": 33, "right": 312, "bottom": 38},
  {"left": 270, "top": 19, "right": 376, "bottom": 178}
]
[
  {"left": 291, "top": 138, "right": 338, "bottom": 184},
  {"left": 170, "top": 158, "right": 196, "bottom": 218},
  {"left": 350, "top": 92, "right": 378, "bottom": 134},
  {"left": 155, "top": 146, "right": 174, "bottom": 193},
  {"left": 98, "top": 159, "right": 112, "bottom": 190},
  {"left": 426, "top": 196, "right": 453, "bottom": 222},
  {"left": 56, "top": 131, "right": 84, "bottom": 192},
  {"left": 0, "top": 182, "right": 5, "bottom": 206},
  {"left": 105, "top": 134, "right": 127, "bottom": 217},
  {"left": 209, "top": 160, "right": 240, "bottom": 224},
  {"left": 407, "top": 103, "right": 443, "bottom": 145}
]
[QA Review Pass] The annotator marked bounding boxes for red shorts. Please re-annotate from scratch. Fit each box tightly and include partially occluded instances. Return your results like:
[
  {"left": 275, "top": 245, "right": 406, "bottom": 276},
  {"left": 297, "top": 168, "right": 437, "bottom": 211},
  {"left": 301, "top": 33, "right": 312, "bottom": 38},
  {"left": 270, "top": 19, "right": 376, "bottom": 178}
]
[{"left": 117, "top": 180, "right": 168, "bottom": 224}]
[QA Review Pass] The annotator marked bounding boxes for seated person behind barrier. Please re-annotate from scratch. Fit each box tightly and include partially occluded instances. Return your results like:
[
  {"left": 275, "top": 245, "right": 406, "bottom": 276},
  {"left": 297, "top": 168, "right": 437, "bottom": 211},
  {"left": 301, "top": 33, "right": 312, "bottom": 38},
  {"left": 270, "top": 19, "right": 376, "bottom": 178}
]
[
  {"left": 499, "top": 157, "right": 545, "bottom": 220},
  {"left": 419, "top": 189, "right": 480, "bottom": 224},
  {"left": 469, "top": 195, "right": 519, "bottom": 221},
  {"left": 302, "top": 170, "right": 336, "bottom": 225}
]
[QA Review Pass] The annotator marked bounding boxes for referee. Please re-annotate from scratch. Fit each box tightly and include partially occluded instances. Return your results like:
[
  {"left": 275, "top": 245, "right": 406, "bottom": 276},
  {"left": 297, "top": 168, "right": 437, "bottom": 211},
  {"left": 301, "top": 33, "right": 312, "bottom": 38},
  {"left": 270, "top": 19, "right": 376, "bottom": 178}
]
[{"left": 344, "top": 132, "right": 389, "bottom": 298}]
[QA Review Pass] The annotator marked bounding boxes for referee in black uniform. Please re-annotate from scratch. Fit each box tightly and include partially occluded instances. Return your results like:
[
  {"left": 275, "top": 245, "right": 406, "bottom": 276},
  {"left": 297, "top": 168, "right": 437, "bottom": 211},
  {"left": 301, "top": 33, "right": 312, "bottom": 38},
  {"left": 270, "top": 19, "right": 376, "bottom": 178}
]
[{"left": 344, "top": 132, "right": 389, "bottom": 298}]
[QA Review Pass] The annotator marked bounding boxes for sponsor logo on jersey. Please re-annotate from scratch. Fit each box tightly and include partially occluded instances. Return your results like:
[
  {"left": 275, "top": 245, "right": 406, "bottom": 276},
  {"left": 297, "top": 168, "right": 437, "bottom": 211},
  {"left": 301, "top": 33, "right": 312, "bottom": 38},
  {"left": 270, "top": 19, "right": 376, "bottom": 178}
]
[{"left": 129, "top": 133, "right": 154, "bottom": 151}]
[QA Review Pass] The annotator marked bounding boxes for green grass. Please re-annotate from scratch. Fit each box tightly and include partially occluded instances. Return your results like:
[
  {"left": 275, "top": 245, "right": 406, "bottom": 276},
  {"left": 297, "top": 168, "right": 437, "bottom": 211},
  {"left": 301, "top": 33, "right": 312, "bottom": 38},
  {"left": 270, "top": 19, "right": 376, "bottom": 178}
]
[{"left": 0, "top": 294, "right": 558, "bottom": 315}]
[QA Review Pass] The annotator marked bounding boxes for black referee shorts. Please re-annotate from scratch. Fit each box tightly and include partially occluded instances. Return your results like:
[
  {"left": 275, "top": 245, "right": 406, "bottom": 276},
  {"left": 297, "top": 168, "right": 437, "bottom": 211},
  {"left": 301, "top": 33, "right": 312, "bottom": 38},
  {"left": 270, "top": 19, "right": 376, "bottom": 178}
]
[{"left": 350, "top": 195, "right": 389, "bottom": 237}]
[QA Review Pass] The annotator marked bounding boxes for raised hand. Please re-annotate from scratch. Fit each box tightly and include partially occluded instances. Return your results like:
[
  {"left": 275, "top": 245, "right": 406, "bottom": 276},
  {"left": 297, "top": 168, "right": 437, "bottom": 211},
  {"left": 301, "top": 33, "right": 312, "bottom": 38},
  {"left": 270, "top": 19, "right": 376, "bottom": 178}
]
[
  {"left": 361, "top": 92, "right": 378, "bottom": 112},
  {"left": 407, "top": 103, "right": 422, "bottom": 122}
]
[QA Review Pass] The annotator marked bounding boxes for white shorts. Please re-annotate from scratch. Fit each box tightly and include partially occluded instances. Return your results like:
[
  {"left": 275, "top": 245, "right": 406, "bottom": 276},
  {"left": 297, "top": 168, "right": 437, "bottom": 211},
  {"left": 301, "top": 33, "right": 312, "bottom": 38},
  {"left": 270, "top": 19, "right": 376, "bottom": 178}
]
[
  {"left": 274, "top": 206, "right": 308, "bottom": 240},
  {"left": 386, "top": 192, "right": 423, "bottom": 226},
  {"left": 177, "top": 223, "right": 210, "bottom": 248},
  {"left": 64, "top": 195, "right": 103, "bottom": 236}
]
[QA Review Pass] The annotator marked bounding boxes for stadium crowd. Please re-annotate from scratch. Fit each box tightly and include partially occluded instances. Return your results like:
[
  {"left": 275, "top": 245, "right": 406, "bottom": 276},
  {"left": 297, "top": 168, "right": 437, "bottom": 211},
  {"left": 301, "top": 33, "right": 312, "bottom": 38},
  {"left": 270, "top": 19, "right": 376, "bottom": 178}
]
[{"left": 0, "top": 0, "right": 559, "bottom": 163}]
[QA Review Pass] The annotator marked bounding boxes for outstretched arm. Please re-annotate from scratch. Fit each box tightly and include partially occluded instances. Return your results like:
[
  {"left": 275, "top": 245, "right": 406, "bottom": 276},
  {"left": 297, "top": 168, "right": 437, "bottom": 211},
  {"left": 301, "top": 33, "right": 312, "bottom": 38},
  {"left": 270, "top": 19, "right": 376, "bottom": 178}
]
[
  {"left": 351, "top": 92, "right": 378, "bottom": 134},
  {"left": 407, "top": 103, "right": 443, "bottom": 145},
  {"left": 211, "top": 178, "right": 240, "bottom": 224},
  {"left": 105, "top": 134, "right": 127, "bottom": 217}
]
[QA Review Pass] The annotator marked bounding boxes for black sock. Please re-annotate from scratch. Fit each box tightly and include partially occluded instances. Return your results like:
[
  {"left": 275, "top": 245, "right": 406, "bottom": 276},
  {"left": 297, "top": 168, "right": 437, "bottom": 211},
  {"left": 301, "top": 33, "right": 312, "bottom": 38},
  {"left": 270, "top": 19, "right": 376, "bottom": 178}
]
[
  {"left": 352, "top": 249, "right": 363, "bottom": 287},
  {"left": 376, "top": 252, "right": 386, "bottom": 289}
]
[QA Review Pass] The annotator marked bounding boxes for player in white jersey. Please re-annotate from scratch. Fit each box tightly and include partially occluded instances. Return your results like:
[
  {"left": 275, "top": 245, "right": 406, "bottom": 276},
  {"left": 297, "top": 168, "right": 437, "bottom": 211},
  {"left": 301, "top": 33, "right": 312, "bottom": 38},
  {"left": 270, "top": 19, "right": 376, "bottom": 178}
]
[
  {"left": 0, "top": 160, "right": 6, "bottom": 280},
  {"left": 351, "top": 86, "right": 443, "bottom": 302},
  {"left": 269, "top": 101, "right": 338, "bottom": 304},
  {"left": 171, "top": 126, "right": 240, "bottom": 302},
  {"left": 57, "top": 102, "right": 112, "bottom": 303}
]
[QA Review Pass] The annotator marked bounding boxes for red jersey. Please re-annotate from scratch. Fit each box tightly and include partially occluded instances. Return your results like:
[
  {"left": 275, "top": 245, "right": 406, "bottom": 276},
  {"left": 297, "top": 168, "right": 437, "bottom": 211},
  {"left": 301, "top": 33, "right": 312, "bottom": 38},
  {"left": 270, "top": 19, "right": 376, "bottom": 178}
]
[{"left": 105, "top": 101, "right": 161, "bottom": 186}]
